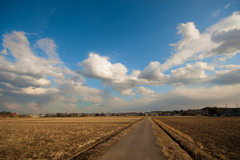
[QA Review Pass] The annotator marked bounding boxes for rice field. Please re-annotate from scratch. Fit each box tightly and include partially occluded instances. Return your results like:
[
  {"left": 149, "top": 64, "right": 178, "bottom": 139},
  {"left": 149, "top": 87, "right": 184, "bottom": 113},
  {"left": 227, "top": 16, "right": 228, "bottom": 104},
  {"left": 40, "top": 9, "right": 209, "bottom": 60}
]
[
  {"left": 153, "top": 116, "right": 240, "bottom": 160},
  {"left": 0, "top": 117, "right": 141, "bottom": 159}
]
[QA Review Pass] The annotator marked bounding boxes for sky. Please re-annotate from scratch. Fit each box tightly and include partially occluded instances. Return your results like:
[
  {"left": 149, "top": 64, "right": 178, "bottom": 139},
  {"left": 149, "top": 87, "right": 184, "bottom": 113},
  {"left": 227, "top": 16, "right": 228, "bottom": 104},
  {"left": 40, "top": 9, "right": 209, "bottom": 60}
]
[{"left": 0, "top": 0, "right": 240, "bottom": 114}]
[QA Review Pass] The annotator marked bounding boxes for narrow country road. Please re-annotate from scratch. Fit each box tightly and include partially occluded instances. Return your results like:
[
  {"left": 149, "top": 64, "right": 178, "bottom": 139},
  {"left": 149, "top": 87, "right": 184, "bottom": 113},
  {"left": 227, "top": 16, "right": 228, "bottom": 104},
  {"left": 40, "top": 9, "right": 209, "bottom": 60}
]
[{"left": 98, "top": 117, "right": 163, "bottom": 160}]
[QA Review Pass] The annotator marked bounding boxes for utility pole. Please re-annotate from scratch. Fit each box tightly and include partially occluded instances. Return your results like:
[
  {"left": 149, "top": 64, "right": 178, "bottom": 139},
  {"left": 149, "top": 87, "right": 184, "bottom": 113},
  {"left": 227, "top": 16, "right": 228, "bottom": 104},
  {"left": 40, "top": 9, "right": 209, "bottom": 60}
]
[
  {"left": 236, "top": 103, "right": 238, "bottom": 108},
  {"left": 225, "top": 103, "right": 227, "bottom": 108}
]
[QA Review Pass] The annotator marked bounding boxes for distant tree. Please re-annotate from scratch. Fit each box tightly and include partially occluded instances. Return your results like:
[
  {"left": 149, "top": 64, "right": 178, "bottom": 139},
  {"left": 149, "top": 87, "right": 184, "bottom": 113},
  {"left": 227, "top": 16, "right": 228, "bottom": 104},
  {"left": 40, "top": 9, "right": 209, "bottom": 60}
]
[
  {"left": 181, "top": 112, "right": 187, "bottom": 116},
  {"left": 209, "top": 107, "right": 219, "bottom": 114}
]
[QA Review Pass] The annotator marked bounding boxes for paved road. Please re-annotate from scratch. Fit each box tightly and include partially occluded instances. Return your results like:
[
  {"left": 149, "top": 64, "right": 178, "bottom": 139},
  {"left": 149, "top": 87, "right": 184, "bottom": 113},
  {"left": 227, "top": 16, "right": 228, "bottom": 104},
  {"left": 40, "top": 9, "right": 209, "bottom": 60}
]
[{"left": 98, "top": 117, "right": 163, "bottom": 160}]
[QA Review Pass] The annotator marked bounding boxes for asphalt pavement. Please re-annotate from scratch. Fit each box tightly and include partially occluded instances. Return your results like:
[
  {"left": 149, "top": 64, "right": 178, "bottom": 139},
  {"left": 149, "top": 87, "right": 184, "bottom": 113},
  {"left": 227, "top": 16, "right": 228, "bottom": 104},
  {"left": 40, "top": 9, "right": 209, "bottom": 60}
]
[{"left": 98, "top": 117, "right": 163, "bottom": 160}]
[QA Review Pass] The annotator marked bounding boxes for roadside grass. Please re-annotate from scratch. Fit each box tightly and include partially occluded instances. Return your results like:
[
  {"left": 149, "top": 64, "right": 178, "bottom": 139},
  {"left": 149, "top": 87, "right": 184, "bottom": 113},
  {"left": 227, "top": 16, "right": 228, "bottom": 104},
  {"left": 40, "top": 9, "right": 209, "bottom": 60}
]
[
  {"left": 152, "top": 118, "right": 214, "bottom": 160},
  {"left": 149, "top": 117, "right": 192, "bottom": 160}
]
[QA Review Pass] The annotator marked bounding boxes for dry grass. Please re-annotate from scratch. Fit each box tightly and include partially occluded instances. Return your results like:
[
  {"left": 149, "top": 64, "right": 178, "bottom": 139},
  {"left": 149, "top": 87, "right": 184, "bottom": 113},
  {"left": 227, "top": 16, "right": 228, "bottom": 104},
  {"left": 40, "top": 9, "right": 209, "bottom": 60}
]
[
  {"left": 154, "top": 116, "right": 240, "bottom": 160},
  {"left": 153, "top": 118, "right": 213, "bottom": 160},
  {"left": 149, "top": 117, "right": 192, "bottom": 160},
  {"left": 0, "top": 117, "right": 141, "bottom": 159},
  {"left": 72, "top": 119, "right": 142, "bottom": 160}
]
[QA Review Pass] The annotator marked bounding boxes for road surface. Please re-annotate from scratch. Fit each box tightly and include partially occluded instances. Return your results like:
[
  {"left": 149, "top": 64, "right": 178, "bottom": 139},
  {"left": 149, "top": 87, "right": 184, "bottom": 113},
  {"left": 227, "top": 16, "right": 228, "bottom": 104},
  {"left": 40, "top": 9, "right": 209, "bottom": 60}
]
[{"left": 98, "top": 117, "right": 163, "bottom": 160}]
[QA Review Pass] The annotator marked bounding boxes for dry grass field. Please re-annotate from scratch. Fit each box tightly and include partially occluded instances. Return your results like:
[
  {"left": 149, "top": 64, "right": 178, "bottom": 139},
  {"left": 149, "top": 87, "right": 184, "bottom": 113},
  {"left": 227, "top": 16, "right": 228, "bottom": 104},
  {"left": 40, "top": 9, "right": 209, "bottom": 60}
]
[
  {"left": 0, "top": 117, "right": 141, "bottom": 159},
  {"left": 153, "top": 116, "right": 240, "bottom": 160}
]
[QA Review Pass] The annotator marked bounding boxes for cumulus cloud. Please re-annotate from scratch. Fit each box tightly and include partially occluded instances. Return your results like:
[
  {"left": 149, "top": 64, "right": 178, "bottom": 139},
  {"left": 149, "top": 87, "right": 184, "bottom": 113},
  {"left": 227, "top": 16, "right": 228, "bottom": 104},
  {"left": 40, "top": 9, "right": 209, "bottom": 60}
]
[
  {"left": 218, "top": 64, "right": 240, "bottom": 69},
  {"left": 170, "top": 63, "right": 211, "bottom": 85},
  {"left": 76, "top": 53, "right": 170, "bottom": 96},
  {"left": 0, "top": 31, "right": 104, "bottom": 114},
  {"left": 84, "top": 84, "right": 240, "bottom": 113},
  {"left": 138, "top": 61, "right": 170, "bottom": 81},
  {"left": 2, "top": 11, "right": 240, "bottom": 113},
  {"left": 76, "top": 53, "right": 137, "bottom": 96},
  {"left": 75, "top": 12, "right": 240, "bottom": 96},
  {"left": 136, "top": 87, "right": 155, "bottom": 95},
  {"left": 163, "top": 30, "right": 213, "bottom": 71},
  {"left": 163, "top": 11, "right": 240, "bottom": 70},
  {"left": 0, "top": 71, "right": 51, "bottom": 88},
  {"left": 77, "top": 53, "right": 127, "bottom": 80},
  {"left": 210, "top": 64, "right": 240, "bottom": 85},
  {"left": 194, "top": 62, "right": 215, "bottom": 71},
  {"left": 13, "top": 87, "right": 59, "bottom": 95},
  {"left": 170, "top": 22, "right": 200, "bottom": 50},
  {"left": 209, "top": 23, "right": 240, "bottom": 56},
  {"left": 55, "top": 77, "right": 103, "bottom": 103}
]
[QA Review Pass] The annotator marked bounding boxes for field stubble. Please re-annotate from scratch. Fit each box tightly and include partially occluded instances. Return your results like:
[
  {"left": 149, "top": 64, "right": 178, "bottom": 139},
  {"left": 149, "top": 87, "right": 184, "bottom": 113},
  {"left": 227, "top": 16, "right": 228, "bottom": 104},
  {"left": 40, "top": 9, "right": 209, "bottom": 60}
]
[
  {"left": 154, "top": 116, "right": 240, "bottom": 160},
  {"left": 0, "top": 117, "right": 141, "bottom": 159}
]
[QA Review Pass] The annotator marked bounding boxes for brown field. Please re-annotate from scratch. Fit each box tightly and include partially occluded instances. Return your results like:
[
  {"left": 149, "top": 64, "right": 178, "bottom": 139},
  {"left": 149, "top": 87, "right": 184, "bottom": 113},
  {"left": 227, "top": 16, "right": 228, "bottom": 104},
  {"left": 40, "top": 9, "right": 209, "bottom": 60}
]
[
  {"left": 0, "top": 117, "right": 141, "bottom": 159},
  {"left": 149, "top": 118, "right": 192, "bottom": 160},
  {"left": 153, "top": 116, "right": 240, "bottom": 160}
]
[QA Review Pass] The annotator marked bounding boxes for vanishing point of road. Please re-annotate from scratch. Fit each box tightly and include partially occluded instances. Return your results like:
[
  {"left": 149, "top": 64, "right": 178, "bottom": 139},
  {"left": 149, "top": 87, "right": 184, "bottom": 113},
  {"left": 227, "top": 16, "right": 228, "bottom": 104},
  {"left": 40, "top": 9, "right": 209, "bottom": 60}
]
[{"left": 99, "top": 117, "right": 163, "bottom": 160}]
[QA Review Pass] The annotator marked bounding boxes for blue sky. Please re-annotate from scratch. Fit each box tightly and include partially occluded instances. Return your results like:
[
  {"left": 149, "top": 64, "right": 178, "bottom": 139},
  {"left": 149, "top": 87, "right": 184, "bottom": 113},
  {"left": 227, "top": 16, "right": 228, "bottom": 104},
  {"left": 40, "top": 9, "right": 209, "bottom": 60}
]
[{"left": 0, "top": 0, "right": 240, "bottom": 114}]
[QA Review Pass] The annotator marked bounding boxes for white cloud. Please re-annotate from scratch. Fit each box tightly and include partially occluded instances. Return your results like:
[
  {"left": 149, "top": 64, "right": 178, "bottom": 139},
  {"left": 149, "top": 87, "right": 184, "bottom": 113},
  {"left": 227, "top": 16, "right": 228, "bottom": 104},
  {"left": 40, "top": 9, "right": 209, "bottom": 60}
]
[
  {"left": 163, "top": 11, "right": 240, "bottom": 70},
  {"left": 218, "top": 56, "right": 228, "bottom": 62},
  {"left": 2, "top": 11, "right": 240, "bottom": 113},
  {"left": 0, "top": 102, "right": 20, "bottom": 109},
  {"left": 211, "top": 9, "right": 220, "bottom": 17},
  {"left": 27, "top": 103, "right": 43, "bottom": 112},
  {"left": 194, "top": 62, "right": 215, "bottom": 71},
  {"left": 76, "top": 53, "right": 138, "bottom": 96},
  {"left": 0, "top": 71, "right": 51, "bottom": 88},
  {"left": 13, "top": 87, "right": 59, "bottom": 95},
  {"left": 84, "top": 84, "right": 240, "bottom": 113},
  {"left": 170, "top": 22, "right": 200, "bottom": 50},
  {"left": 225, "top": 4, "right": 230, "bottom": 9},
  {"left": 0, "top": 49, "right": 8, "bottom": 55},
  {"left": 76, "top": 53, "right": 170, "bottom": 96},
  {"left": 0, "top": 31, "right": 105, "bottom": 114},
  {"left": 170, "top": 63, "right": 210, "bottom": 85},
  {"left": 75, "top": 12, "right": 240, "bottom": 95},
  {"left": 3, "top": 31, "right": 33, "bottom": 60},
  {"left": 77, "top": 53, "right": 127, "bottom": 80},
  {"left": 54, "top": 77, "right": 103, "bottom": 103},
  {"left": 209, "top": 23, "right": 240, "bottom": 56},
  {"left": 218, "top": 64, "right": 240, "bottom": 69},
  {"left": 36, "top": 38, "right": 59, "bottom": 60},
  {"left": 136, "top": 87, "right": 155, "bottom": 95},
  {"left": 163, "top": 30, "right": 213, "bottom": 71},
  {"left": 207, "top": 12, "right": 240, "bottom": 33},
  {"left": 210, "top": 64, "right": 240, "bottom": 85},
  {"left": 138, "top": 61, "right": 170, "bottom": 81}
]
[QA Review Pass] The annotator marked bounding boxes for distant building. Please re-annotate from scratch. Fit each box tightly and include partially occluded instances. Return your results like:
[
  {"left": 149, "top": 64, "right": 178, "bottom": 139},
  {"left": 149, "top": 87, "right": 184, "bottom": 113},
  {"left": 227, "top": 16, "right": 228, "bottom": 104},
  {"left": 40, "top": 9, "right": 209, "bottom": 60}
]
[
  {"left": 160, "top": 111, "right": 172, "bottom": 116},
  {"left": 11, "top": 112, "right": 19, "bottom": 116},
  {"left": 150, "top": 111, "right": 159, "bottom": 116}
]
